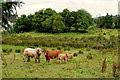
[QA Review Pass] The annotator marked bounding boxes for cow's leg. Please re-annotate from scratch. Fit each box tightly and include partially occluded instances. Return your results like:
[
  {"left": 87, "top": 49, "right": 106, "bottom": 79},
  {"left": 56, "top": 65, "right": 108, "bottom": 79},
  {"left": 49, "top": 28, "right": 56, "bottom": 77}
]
[
  {"left": 64, "top": 58, "right": 66, "bottom": 64},
  {"left": 46, "top": 58, "right": 48, "bottom": 62},
  {"left": 48, "top": 58, "right": 50, "bottom": 63},
  {"left": 65, "top": 58, "right": 67, "bottom": 64},
  {"left": 34, "top": 56, "right": 37, "bottom": 63},
  {"left": 67, "top": 58, "right": 68, "bottom": 62},
  {"left": 38, "top": 57, "right": 40, "bottom": 63},
  {"left": 57, "top": 58, "right": 60, "bottom": 64},
  {"left": 60, "top": 58, "right": 62, "bottom": 64},
  {"left": 27, "top": 56, "right": 30, "bottom": 62},
  {"left": 23, "top": 56, "right": 26, "bottom": 62}
]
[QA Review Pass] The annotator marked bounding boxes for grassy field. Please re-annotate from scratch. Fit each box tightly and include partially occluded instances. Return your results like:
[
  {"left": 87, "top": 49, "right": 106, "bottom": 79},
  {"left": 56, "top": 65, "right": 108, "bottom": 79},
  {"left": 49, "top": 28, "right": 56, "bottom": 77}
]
[{"left": 1, "top": 29, "right": 120, "bottom": 78}]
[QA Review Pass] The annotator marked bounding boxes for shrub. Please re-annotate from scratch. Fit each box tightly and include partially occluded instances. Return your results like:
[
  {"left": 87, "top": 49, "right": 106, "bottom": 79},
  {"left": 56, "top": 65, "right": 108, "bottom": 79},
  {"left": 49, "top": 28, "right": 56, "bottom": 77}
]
[
  {"left": 57, "top": 46, "right": 62, "bottom": 50},
  {"left": 64, "top": 48, "right": 66, "bottom": 51},
  {"left": 74, "top": 53, "right": 78, "bottom": 56},
  {"left": 87, "top": 55, "right": 93, "bottom": 59},
  {"left": 9, "top": 49, "right": 12, "bottom": 52},
  {"left": 2, "top": 49, "right": 7, "bottom": 53},
  {"left": 78, "top": 50, "right": 83, "bottom": 54},
  {"left": 103, "top": 33, "right": 106, "bottom": 35},
  {"left": 29, "top": 46, "right": 35, "bottom": 49},
  {"left": 15, "top": 49, "right": 21, "bottom": 53},
  {"left": 67, "top": 47, "right": 70, "bottom": 51},
  {"left": 52, "top": 49, "right": 55, "bottom": 50},
  {"left": 86, "top": 48, "right": 90, "bottom": 51},
  {"left": 88, "top": 53, "right": 92, "bottom": 55}
]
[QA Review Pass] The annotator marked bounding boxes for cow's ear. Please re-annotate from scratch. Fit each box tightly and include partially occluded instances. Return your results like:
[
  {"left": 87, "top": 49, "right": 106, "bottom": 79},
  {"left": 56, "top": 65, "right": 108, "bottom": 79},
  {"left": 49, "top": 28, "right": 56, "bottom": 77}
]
[{"left": 44, "top": 52, "right": 47, "bottom": 55}]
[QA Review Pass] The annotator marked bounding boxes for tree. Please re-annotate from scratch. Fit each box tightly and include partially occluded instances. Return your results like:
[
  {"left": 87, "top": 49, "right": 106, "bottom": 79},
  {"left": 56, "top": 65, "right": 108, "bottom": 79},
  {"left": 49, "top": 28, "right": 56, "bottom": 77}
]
[
  {"left": 96, "top": 16, "right": 104, "bottom": 28},
  {"left": 52, "top": 14, "right": 66, "bottom": 33},
  {"left": 32, "top": 9, "right": 44, "bottom": 32},
  {"left": 103, "top": 13, "right": 113, "bottom": 28},
  {"left": 60, "top": 9, "right": 71, "bottom": 30},
  {"left": 76, "top": 9, "right": 93, "bottom": 31},
  {"left": 2, "top": 1, "right": 24, "bottom": 31},
  {"left": 42, "top": 14, "right": 66, "bottom": 33},
  {"left": 13, "top": 14, "right": 32, "bottom": 33}
]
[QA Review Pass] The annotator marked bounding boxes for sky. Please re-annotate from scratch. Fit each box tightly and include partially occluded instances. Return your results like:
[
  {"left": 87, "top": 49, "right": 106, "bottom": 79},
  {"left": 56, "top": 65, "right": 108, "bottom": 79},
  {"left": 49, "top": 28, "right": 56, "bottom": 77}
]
[{"left": 16, "top": 0, "right": 119, "bottom": 18}]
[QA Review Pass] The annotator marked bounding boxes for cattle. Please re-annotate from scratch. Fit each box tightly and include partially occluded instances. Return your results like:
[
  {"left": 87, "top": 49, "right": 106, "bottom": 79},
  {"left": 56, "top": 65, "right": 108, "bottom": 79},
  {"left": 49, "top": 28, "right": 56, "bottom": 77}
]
[
  {"left": 23, "top": 48, "right": 43, "bottom": 63},
  {"left": 66, "top": 53, "right": 74, "bottom": 61},
  {"left": 58, "top": 54, "right": 68, "bottom": 64},
  {"left": 43, "top": 50, "right": 62, "bottom": 63}
]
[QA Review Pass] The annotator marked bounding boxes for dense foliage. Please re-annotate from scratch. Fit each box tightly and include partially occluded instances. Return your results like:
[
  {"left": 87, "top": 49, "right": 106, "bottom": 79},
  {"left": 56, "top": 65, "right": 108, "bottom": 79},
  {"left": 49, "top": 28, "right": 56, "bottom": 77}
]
[
  {"left": 13, "top": 8, "right": 94, "bottom": 33},
  {"left": 95, "top": 13, "right": 120, "bottom": 29},
  {"left": 1, "top": 1, "right": 24, "bottom": 31}
]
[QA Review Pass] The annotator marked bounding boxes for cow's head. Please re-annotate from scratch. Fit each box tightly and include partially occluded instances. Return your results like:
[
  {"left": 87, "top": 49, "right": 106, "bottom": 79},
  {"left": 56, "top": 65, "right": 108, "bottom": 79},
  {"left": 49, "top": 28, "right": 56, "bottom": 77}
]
[
  {"left": 43, "top": 50, "right": 48, "bottom": 55},
  {"left": 36, "top": 48, "right": 42, "bottom": 56}
]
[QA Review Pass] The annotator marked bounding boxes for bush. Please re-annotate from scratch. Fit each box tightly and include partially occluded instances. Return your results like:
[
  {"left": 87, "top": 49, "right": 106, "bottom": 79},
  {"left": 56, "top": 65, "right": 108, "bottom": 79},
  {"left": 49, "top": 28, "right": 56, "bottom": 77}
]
[
  {"left": 67, "top": 47, "right": 70, "bottom": 51},
  {"left": 15, "top": 49, "right": 21, "bottom": 53},
  {"left": 57, "top": 46, "right": 62, "bottom": 50},
  {"left": 2, "top": 49, "right": 7, "bottom": 53},
  {"left": 87, "top": 55, "right": 93, "bottom": 59},
  {"left": 88, "top": 53, "right": 92, "bottom": 55},
  {"left": 78, "top": 50, "right": 83, "bottom": 54},
  {"left": 103, "top": 33, "right": 106, "bottom": 35},
  {"left": 9, "top": 49, "right": 12, "bottom": 52},
  {"left": 74, "top": 53, "right": 78, "bottom": 56},
  {"left": 64, "top": 48, "right": 66, "bottom": 51},
  {"left": 86, "top": 48, "right": 90, "bottom": 51},
  {"left": 52, "top": 49, "right": 55, "bottom": 50},
  {"left": 87, "top": 53, "right": 93, "bottom": 59},
  {"left": 29, "top": 46, "right": 35, "bottom": 49}
]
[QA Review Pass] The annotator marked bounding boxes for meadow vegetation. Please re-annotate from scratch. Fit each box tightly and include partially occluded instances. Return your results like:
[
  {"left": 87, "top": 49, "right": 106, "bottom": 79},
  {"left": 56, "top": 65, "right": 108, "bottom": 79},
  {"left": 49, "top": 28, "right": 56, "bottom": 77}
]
[{"left": 1, "top": 29, "right": 120, "bottom": 78}]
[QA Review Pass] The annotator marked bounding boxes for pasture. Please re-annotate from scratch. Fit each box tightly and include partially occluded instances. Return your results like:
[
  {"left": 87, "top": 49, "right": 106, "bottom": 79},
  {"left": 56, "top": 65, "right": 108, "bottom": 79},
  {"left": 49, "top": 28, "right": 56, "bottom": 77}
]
[{"left": 1, "top": 29, "right": 120, "bottom": 78}]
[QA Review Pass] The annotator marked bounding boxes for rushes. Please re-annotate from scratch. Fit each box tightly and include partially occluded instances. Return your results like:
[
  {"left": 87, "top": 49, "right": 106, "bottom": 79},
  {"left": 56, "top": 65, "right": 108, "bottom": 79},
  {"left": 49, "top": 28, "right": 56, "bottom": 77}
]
[
  {"left": 102, "top": 58, "right": 106, "bottom": 73},
  {"left": 113, "top": 61, "right": 120, "bottom": 77}
]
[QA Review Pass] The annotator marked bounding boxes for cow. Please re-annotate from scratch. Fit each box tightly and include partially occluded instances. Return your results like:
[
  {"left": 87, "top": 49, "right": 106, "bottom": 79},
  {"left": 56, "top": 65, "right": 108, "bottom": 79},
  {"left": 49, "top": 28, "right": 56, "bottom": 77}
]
[
  {"left": 43, "top": 50, "right": 62, "bottom": 63},
  {"left": 23, "top": 48, "right": 43, "bottom": 63},
  {"left": 66, "top": 53, "right": 74, "bottom": 61},
  {"left": 58, "top": 54, "right": 68, "bottom": 64}
]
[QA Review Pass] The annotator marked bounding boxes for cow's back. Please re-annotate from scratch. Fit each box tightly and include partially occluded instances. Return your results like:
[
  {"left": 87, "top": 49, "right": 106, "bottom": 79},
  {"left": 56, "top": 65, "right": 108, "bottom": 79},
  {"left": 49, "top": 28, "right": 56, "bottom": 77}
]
[
  {"left": 47, "top": 50, "right": 62, "bottom": 58},
  {"left": 23, "top": 48, "right": 36, "bottom": 56}
]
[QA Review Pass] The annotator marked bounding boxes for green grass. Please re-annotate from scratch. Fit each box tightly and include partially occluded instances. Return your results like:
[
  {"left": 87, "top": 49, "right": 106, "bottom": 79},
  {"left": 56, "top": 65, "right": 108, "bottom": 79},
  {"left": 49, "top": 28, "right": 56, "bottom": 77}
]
[
  {"left": 1, "top": 29, "right": 120, "bottom": 78},
  {"left": 2, "top": 44, "right": 119, "bottom": 78}
]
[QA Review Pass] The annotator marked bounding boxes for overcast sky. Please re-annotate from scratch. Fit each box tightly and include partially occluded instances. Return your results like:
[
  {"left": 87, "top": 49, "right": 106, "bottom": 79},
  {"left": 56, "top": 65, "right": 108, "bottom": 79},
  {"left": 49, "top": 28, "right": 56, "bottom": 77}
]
[{"left": 16, "top": 0, "right": 119, "bottom": 18}]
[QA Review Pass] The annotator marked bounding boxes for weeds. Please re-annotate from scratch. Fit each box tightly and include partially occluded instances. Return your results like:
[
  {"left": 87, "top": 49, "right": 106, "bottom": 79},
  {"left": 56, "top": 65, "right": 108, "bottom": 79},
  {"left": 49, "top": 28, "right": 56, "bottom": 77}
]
[{"left": 102, "top": 58, "right": 106, "bottom": 73}]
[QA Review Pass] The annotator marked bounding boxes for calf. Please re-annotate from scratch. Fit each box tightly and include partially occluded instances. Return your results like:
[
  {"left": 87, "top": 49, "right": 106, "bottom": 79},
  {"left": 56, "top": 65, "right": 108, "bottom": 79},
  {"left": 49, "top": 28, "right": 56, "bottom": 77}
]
[
  {"left": 43, "top": 50, "right": 62, "bottom": 63},
  {"left": 58, "top": 54, "right": 68, "bottom": 64},
  {"left": 23, "top": 48, "right": 43, "bottom": 63},
  {"left": 66, "top": 53, "right": 74, "bottom": 61}
]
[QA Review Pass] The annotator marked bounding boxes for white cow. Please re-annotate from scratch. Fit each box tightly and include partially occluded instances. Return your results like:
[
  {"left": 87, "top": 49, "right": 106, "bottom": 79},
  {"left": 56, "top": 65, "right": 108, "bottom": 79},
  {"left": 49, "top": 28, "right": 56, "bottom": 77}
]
[{"left": 23, "top": 48, "right": 43, "bottom": 63}]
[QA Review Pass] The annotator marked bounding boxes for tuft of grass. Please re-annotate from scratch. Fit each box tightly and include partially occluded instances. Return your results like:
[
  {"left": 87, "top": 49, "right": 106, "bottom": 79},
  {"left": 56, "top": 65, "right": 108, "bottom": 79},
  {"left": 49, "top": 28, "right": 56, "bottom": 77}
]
[
  {"left": 78, "top": 50, "right": 83, "bottom": 54},
  {"left": 15, "top": 49, "right": 21, "bottom": 53},
  {"left": 74, "top": 53, "right": 78, "bottom": 56}
]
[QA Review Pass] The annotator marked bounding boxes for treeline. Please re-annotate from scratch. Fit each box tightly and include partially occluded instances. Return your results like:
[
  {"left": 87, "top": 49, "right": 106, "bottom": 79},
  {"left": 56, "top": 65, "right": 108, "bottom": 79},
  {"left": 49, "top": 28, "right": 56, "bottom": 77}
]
[
  {"left": 13, "top": 8, "right": 94, "bottom": 33},
  {"left": 95, "top": 13, "right": 120, "bottom": 29},
  {"left": 12, "top": 8, "right": 120, "bottom": 33}
]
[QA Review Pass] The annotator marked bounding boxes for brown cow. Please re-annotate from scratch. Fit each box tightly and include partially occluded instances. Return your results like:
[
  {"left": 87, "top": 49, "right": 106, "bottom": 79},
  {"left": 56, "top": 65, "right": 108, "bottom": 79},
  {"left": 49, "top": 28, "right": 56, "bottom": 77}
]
[
  {"left": 43, "top": 50, "right": 62, "bottom": 63},
  {"left": 58, "top": 54, "right": 68, "bottom": 64}
]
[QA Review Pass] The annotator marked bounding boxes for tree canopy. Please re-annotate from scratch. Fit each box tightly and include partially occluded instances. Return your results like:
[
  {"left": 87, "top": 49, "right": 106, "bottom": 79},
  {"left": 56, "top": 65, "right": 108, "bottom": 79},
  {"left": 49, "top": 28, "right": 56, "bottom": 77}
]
[
  {"left": 1, "top": 1, "right": 24, "bottom": 31},
  {"left": 13, "top": 8, "right": 94, "bottom": 33}
]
